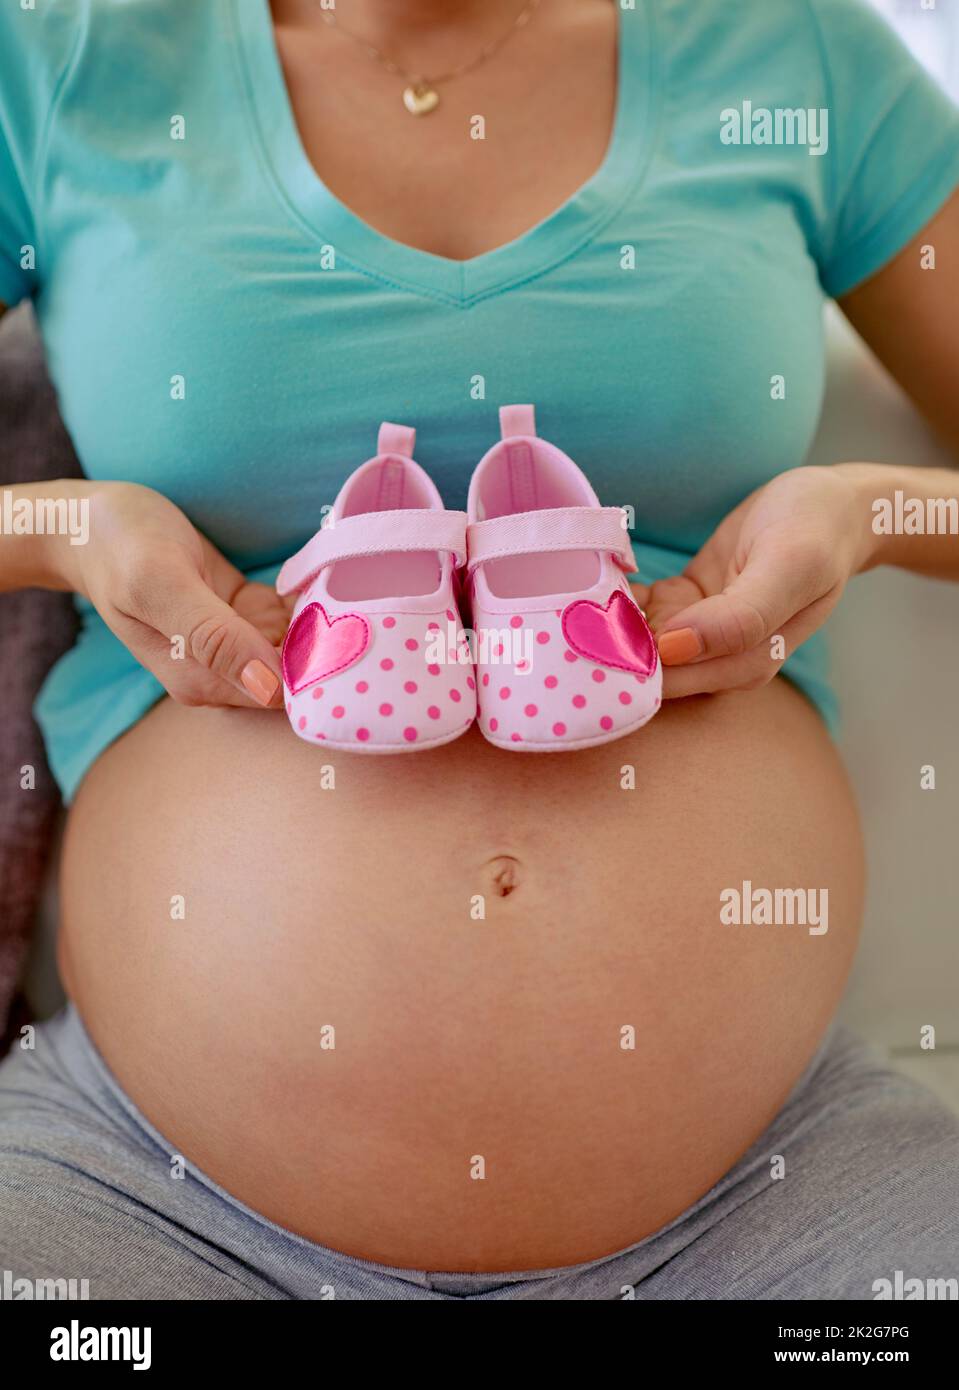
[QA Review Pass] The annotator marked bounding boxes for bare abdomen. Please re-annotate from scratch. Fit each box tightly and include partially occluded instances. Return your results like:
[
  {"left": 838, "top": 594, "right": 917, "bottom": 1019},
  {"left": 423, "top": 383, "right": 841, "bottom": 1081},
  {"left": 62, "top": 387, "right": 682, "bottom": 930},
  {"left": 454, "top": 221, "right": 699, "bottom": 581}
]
[{"left": 58, "top": 678, "right": 863, "bottom": 1271}]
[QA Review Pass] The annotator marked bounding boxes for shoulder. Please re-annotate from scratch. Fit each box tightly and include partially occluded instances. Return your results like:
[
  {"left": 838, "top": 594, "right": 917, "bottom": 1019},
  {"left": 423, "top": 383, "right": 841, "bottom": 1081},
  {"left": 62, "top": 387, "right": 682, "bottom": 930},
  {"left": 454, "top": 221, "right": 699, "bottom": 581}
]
[
  {"left": 0, "top": 1, "right": 90, "bottom": 171},
  {"left": 0, "top": 0, "right": 88, "bottom": 97},
  {"left": 1, "top": 0, "right": 224, "bottom": 163},
  {"left": 799, "top": 0, "right": 928, "bottom": 92},
  {"left": 650, "top": 0, "right": 908, "bottom": 85},
  {"left": 0, "top": 0, "right": 206, "bottom": 109}
]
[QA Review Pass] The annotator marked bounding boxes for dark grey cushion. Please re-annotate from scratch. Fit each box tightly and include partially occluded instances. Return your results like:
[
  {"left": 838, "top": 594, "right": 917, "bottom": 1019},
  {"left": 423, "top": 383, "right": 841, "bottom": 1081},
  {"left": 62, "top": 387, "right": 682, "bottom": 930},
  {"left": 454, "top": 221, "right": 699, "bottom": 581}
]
[{"left": 0, "top": 303, "right": 83, "bottom": 1048}]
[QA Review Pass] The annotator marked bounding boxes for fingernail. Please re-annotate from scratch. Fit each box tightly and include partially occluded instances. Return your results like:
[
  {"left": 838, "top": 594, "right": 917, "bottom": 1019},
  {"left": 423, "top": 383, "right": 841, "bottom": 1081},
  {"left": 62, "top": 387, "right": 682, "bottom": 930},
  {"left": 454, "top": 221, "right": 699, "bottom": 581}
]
[
  {"left": 658, "top": 628, "right": 704, "bottom": 666},
  {"left": 241, "top": 658, "right": 280, "bottom": 706}
]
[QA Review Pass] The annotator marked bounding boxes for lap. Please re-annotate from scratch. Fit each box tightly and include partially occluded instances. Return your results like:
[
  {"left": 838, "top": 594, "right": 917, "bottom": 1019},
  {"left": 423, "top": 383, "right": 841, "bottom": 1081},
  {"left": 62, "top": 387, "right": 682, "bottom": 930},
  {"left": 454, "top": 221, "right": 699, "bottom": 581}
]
[
  {"left": 1, "top": 1009, "right": 957, "bottom": 1301},
  {"left": 0, "top": 1012, "right": 287, "bottom": 1299},
  {"left": 630, "top": 1027, "right": 959, "bottom": 1300}
]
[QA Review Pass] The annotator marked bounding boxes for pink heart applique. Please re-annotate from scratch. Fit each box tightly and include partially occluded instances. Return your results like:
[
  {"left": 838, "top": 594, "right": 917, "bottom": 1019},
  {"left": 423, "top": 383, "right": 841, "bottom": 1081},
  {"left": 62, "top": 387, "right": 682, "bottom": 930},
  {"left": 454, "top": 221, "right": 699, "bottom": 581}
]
[
  {"left": 282, "top": 602, "right": 370, "bottom": 694},
  {"left": 561, "top": 590, "right": 658, "bottom": 677}
]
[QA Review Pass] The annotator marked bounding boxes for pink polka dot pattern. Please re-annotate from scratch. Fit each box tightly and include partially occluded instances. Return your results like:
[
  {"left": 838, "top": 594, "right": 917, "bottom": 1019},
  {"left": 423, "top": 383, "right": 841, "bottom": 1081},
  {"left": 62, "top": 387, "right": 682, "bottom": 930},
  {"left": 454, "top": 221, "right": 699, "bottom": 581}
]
[
  {"left": 470, "top": 581, "right": 662, "bottom": 749},
  {"left": 283, "top": 606, "right": 478, "bottom": 751}
]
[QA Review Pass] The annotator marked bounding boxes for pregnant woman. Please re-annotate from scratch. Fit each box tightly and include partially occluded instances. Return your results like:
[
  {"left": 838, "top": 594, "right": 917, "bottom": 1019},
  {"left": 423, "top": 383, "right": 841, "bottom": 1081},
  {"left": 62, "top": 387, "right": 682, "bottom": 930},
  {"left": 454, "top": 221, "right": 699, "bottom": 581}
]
[{"left": 1, "top": 0, "right": 958, "bottom": 1299}]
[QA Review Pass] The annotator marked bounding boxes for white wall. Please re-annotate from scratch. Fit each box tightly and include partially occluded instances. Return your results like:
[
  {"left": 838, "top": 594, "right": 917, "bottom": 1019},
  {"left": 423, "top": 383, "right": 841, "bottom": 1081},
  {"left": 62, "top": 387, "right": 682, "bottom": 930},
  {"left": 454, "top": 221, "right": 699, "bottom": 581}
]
[
  {"left": 867, "top": 0, "right": 959, "bottom": 94},
  {"left": 811, "top": 306, "right": 959, "bottom": 1109}
]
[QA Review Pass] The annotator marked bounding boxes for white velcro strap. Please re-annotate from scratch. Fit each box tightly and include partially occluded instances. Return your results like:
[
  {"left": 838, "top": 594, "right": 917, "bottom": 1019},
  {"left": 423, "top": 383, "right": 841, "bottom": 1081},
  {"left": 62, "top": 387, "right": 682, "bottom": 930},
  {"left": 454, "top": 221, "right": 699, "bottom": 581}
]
[
  {"left": 467, "top": 507, "right": 636, "bottom": 574},
  {"left": 277, "top": 510, "right": 468, "bottom": 596}
]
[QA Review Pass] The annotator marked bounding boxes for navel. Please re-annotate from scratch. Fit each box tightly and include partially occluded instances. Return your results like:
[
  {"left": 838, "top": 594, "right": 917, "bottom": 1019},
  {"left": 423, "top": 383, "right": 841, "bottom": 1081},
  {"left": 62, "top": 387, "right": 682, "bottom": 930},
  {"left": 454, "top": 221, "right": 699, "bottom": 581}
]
[{"left": 485, "top": 855, "right": 522, "bottom": 898}]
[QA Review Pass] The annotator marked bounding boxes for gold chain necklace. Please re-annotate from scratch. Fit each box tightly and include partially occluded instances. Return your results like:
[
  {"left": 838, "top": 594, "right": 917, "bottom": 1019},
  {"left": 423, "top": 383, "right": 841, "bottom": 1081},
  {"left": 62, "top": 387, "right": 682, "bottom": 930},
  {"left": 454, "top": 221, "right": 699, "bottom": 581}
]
[{"left": 315, "top": 0, "right": 542, "bottom": 115}]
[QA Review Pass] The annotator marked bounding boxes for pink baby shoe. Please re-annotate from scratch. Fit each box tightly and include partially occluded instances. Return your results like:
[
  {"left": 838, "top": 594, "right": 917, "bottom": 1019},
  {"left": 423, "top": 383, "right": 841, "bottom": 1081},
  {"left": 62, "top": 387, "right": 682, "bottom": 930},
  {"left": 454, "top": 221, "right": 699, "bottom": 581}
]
[
  {"left": 277, "top": 424, "right": 477, "bottom": 752},
  {"left": 466, "top": 406, "right": 661, "bottom": 751}
]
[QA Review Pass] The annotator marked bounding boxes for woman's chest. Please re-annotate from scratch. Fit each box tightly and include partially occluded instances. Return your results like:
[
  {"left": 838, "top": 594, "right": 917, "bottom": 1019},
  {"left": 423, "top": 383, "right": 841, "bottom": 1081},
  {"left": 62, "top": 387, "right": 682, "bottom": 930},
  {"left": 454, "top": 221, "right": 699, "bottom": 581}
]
[
  {"left": 34, "top": 0, "right": 833, "bottom": 571},
  {"left": 38, "top": 175, "right": 826, "bottom": 569},
  {"left": 269, "top": 1, "right": 620, "bottom": 263}
]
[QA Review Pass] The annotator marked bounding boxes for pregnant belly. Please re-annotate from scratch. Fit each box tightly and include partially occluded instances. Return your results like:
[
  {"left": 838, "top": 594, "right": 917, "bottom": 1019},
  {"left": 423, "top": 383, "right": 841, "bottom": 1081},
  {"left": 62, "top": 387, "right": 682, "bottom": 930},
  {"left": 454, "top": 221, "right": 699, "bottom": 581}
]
[{"left": 58, "top": 677, "right": 863, "bottom": 1272}]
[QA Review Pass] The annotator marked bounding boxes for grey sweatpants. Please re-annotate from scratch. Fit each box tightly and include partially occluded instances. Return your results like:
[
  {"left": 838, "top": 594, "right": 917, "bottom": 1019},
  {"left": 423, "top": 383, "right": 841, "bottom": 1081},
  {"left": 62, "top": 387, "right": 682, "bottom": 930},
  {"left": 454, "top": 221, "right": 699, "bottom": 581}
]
[{"left": 0, "top": 1006, "right": 957, "bottom": 1300}]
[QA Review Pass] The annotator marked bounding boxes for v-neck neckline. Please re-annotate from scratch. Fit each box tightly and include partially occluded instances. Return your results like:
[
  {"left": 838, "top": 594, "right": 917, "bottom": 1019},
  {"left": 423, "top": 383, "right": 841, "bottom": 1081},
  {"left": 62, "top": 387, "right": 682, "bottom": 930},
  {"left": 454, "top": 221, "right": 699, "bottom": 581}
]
[{"left": 229, "top": 0, "right": 658, "bottom": 306}]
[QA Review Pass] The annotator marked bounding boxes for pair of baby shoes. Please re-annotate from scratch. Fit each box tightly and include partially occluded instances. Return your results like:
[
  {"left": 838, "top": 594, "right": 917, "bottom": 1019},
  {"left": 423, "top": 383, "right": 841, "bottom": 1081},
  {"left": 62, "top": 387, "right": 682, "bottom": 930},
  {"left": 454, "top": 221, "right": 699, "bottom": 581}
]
[{"left": 277, "top": 407, "right": 661, "bottom": 753}]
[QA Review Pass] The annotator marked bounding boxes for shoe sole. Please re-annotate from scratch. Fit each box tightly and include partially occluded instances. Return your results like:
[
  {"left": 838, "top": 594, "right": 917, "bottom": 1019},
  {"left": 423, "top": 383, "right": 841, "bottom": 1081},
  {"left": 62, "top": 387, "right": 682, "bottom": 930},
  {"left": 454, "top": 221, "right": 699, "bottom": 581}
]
[
  {"left": 478, "top": 704, "right": 660, "bottom": 752},
  {"left": 288, "top": 722, "right": 475, "bottom": 754}
]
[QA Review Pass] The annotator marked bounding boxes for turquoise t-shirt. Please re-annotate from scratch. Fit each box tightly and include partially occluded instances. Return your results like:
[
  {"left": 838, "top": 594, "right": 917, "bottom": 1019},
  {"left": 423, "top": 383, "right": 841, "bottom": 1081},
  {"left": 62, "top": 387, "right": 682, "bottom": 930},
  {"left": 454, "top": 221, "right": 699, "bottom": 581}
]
[{"left": 2, "top": 0, "right": 958, "bottom": 800}]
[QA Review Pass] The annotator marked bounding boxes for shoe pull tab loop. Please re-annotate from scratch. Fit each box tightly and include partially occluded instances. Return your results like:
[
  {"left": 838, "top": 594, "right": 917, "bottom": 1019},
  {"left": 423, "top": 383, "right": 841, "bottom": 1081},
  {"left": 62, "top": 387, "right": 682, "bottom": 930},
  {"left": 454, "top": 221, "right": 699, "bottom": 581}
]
[
  {"left": 499, "top": 404, "right": 539, "bottom": 513},
  {"left": 377, "top": 421, "right": 416, "bottom": 458},
  {"left": 375, "top": 422, "right": 416, "bottom": 510},
  {"left": 499, "top": 404, "right": 536, "bottom": 439}
]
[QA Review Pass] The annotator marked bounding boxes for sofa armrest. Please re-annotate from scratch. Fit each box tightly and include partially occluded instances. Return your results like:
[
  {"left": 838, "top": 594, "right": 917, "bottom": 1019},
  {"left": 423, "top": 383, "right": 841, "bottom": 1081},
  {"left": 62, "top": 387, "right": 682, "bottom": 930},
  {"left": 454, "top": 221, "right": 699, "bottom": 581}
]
[{"left": 0, "top": 303, "right": 84, "bottom": 1044}]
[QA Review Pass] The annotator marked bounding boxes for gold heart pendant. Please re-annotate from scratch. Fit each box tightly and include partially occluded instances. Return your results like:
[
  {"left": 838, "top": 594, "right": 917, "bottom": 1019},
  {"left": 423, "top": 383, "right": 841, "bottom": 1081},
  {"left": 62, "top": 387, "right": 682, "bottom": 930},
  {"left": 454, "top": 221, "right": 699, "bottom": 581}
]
[{"left": 403, "top": 84, "right": 440, "bottom": 116}]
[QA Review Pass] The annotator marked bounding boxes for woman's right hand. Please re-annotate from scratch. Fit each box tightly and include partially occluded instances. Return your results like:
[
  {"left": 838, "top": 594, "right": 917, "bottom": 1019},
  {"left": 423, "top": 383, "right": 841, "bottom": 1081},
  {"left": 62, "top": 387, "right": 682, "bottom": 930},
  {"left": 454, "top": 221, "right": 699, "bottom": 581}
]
[{"left": 57, "top": 481, "right": 289, "bottom": 709}]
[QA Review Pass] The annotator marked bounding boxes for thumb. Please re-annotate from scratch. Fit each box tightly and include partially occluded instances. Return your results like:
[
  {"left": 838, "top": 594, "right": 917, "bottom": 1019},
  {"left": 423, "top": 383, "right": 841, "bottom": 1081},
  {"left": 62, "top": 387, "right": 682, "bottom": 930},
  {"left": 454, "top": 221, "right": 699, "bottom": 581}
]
[
  {"left": 656, "top": 552, "right": 801, "bottom": 666},
  {"left": 155, "top": 567, "right": 285, "bottom": 706}
]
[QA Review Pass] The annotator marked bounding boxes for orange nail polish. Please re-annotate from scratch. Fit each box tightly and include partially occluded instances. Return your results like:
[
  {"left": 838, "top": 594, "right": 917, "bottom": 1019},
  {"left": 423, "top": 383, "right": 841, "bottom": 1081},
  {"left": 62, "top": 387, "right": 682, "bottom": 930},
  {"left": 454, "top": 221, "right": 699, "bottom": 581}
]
[
  {"left": 658, "top": 628, "right": 703, "bottom": 666},
  {"left": 241, "top": 659, "right": 280, "bottom": 706}
]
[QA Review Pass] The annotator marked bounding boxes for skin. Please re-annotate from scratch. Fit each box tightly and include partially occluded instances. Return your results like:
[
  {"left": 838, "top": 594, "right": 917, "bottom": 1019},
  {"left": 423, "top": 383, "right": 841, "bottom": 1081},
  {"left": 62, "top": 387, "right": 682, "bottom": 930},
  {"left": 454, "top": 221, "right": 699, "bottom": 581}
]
[{"left": 2, "top": 0, "right": 957, "bottom": 1270}]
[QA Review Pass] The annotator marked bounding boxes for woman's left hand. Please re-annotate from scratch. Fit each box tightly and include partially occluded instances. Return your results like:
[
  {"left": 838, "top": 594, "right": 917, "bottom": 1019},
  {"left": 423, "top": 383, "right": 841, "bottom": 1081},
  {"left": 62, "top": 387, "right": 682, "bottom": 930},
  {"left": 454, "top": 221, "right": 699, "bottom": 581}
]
[{"left": 634, "top": 465, "right": 870, "bottom": 698}]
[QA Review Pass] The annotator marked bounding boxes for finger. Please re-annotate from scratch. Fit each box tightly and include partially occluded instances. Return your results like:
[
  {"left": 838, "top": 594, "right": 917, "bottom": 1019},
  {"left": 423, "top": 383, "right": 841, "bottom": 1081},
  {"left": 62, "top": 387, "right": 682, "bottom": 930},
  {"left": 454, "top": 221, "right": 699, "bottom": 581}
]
[
  {"left": 656, "top": 548, "right": 827, "bottom": 667},
  {"left": 232, "top": 580, "right": 293, "bottom": 647},
  {"left": 145, "top": 561, "right": 285, "bottom": 707},
  {"left": 116, "top": 616, "right": 281, "bottom": 709},
  {"left": 642, "top": 574, "right": 705, "bottom": 635},
  {"left": 660, "top": 591, "right": 836, "bottom": 698},
  {"left": 201, "top": 540, "right": 296, "bottom": 648},
  {"left": 196, "top": 539, "right": 289, "bottom": 638}
]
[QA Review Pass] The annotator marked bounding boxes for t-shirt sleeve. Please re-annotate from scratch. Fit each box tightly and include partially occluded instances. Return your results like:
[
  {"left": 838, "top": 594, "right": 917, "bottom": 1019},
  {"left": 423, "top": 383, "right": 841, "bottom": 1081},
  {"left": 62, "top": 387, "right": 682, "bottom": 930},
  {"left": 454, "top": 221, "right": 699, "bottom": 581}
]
[
  {"left": 806, "top": 0, "right": 959, "bottom": 298},
  {"left": 0, "top": 1, "right": 80, "bottom": 308}
]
